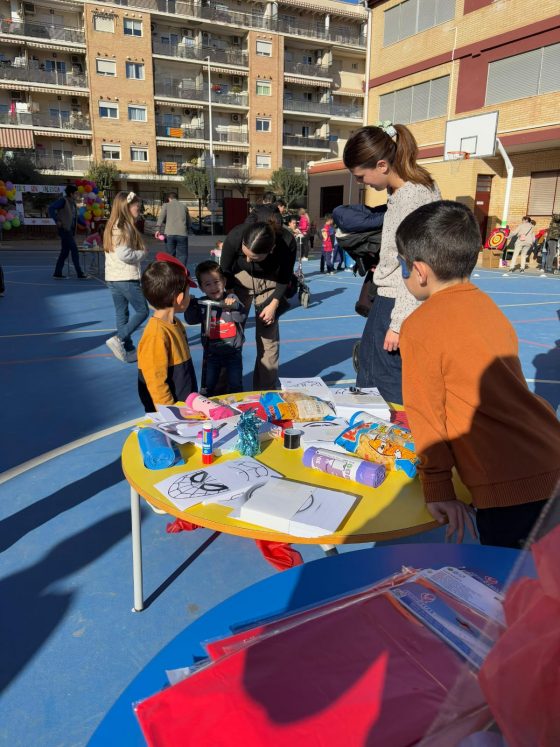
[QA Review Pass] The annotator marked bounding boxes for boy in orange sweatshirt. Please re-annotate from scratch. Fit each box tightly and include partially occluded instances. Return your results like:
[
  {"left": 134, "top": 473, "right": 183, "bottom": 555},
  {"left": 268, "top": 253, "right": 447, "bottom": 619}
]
[{"left": 396, "top": 200, "right": 560, "bottom": 548}]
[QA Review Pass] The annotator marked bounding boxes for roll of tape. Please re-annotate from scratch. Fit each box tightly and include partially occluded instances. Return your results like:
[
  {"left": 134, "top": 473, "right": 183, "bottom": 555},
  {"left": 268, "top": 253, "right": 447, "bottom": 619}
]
[{"left": 283, "top": 428, "right": 303, "bottom": 449}]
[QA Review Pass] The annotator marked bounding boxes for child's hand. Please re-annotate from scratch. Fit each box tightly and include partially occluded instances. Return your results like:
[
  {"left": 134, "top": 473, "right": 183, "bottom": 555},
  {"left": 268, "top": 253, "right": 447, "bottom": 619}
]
[
  {"left": 224, "top": 294, "right": 237, "bottom": 306},
  {"left": 426, "top": 501, "right": 477, "bottom": 543}
]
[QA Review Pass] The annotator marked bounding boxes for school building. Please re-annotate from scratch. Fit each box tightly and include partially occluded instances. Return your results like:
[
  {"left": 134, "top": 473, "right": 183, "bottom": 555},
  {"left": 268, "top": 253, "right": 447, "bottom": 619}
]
[
  {"left": 0, "top": 0, "right": 367, "bottom": 202},
  {"left": 308, "top": 0, "right": 560, "bottom": 239}
]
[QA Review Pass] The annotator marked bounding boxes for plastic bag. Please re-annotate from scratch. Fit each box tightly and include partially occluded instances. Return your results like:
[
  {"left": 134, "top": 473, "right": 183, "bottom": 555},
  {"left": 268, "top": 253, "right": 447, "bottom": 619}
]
[
  {"left": 478, "top": 524, "right": 560, "bottom": 747},
  {"left": 336, "top": 421, "right": 418, "bottom": 477},
  {"left": 260, "top": 391, "right": 335, "bottom": 422}
]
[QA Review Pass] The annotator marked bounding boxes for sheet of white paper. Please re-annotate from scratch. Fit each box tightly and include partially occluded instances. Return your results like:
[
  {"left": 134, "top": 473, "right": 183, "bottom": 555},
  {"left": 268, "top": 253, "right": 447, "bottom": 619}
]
[
  {"left": 280, "top": 376, "right": 335, "bottom": 405},
  {"left": 154, "top": 458, "right": 282, "bottom": 512},
  {"left": 299, "top": 419, "right": 348, "bottom": 446},
  {"left": 237, "top": 479, "right": 357, "bottom": 538},
  {"left": 147, "top": 421, "right": 202, "bottom": 444}
]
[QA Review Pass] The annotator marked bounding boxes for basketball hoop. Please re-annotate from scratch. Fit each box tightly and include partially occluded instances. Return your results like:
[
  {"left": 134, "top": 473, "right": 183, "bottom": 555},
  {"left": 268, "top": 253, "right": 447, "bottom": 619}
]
[{"left": 446, "top": 151, "right": 470, "bottom": 174}]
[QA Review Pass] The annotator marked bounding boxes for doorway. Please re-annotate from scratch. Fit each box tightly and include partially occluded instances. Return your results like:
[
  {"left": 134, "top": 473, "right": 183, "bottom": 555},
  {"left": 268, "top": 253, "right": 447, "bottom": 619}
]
[
  {"left": 474, "top": 174, "right": 493, "bottom": 241},
  {"left": 320, "top": 184, "right": 344, "bottom": 217}
]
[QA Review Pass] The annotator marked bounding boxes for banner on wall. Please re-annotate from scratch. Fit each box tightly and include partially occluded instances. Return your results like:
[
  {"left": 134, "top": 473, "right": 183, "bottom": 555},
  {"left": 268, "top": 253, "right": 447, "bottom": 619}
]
[{"left": 15, "top": 184, "right": 65, "bottom": 225}]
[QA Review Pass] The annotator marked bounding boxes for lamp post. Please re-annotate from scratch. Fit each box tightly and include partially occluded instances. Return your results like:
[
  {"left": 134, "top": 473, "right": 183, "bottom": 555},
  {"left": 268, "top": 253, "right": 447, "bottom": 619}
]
[{"left": 205, "top": 55, "right": 216, "bottom": 236}]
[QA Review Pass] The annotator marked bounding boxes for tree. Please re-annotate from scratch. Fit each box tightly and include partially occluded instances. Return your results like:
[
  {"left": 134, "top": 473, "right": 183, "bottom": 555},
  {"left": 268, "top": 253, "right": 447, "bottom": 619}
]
[
  {"left": 0, "top": 151, "right": 43, "bottom": 184},
  {"left": 182, "top": 167, "right": 210, "bottom": 201},
  {"left": 269, "top": 168, "right": 307, "bottom": 207},
  {"left": 85, "top": 161, "right": 120, "bottom": 192},
  {"left": 230, "top": 169, "right": 251, "bottom": 199}
]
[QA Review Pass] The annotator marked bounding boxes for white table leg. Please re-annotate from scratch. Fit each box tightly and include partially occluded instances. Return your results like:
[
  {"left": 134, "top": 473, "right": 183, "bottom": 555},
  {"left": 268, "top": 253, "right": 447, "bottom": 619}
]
[
  {"left": 320, "top": 544, "right": 339, "bottom": 557},
  {"left": 130, "top": 486, "right": 144, "bottom": 612}
]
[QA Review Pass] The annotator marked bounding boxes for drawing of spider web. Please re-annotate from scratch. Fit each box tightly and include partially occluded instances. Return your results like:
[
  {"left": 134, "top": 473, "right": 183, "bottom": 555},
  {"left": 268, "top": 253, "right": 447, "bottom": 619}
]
[
  {"left": 168, "top": 470, "right": 229, "bottom": 500},
  {"left": 233, "top": 460, "right": 271, "bottom": 481}
]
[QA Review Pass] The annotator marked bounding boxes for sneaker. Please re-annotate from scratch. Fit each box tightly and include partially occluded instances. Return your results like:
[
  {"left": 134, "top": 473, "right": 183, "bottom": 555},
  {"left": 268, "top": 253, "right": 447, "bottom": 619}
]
[
  {"left": 519, "top": 269, "right": 525, "bottom": 273},
  {"left": 52, "top": 274, "right": 67, "bottom": 279},
  {"left": 301, "top": 257, "right": 309, "bottom": 262},
  {"left": 106, "top": 335, "right": 127, "bottom": 362},
  {"left": 125, "top": 349, "right": 138, "bottom": 363},
  {"left": 328, "top": 271, "right": 335, "bottom": 275},
  {"left": 77, "top": 274, "right": 89, "bottom": 280}
]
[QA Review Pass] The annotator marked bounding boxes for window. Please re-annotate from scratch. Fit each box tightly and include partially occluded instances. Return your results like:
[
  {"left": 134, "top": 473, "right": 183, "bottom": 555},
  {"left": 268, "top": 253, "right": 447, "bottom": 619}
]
[
  {"left": 96, "top": 58, "right": 116, "bottom": 76},
  {"left": 102, "top": 144, "right": 121, "bottom": 160},
  {"left": 256, "top": 117, "right": 271, "bottom": 132},
  {"left": 123, "top": 18, "right": 142, "bottom": 36},
  {"left": 126, "top": 62, "right": 144, "bottom": 80},
  {"left": 383, "top": 0, "right": 455, "bottom": 46},
  {"left": 93, "top": 15, "right": 114, "bottom": 33},
  {"left": 99, "top": 101, "right": 119, "bottom": 118},
  {"left": 527, "top": 171, "right": 560, "bottom": 215},
  {"left": 379, "top": 75, "right": 449, "bottom": 124},
  {"left": 131, "top": 147, "right": 148, "bottom": 162},
  {"left": 303, "top": 92, "right": 312, "bottom": 101},
  {"left": 256, "top": 154, "right": 271, "bottom": 168},
  {"left": 128, "top": 105, "right": 147, "bottom": 121},
  {"left": 45, "top": 60, "right": 66, "bottom": 74},
  {"left": 49, "top": 108, "right": 70, "bottom": 123},
  {"left": 256, "top": 80, "right": 271, "bottom": 96},
  {"left": 486, "top": 42, "right": 560, "bottom": 105},
  {"left": 256, "top": 40, "right": 272, "bottom": 56}
]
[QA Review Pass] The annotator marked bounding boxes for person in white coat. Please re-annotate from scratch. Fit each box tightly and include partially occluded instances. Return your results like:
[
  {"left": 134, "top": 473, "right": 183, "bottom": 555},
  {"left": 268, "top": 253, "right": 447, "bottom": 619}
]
[
  {"left": 508, "top": 215, "right": 535, "bottom": 273},
  {"left": 104, "top": 191, "right": 149, "bottom": 362}
]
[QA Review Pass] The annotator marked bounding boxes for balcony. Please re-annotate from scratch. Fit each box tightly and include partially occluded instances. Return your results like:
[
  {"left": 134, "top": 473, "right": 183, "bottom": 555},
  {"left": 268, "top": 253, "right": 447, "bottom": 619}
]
[
  {"left": 329, "top": 26, "right": 366, "bottom": 47},
  {"left": 330, "top": 102, "right": 363, "bottom": 120},
  {"left": 0, "top": 62, "right": 87, "bottom": 88},
  {"left": 213, "top": 165, "right": 249, "bottom": 178},
  {"left": 154, "top": 79, "right": 248, "bottom": 106},
  {"left": 277, "top": 17, "right": 326, "bottom": 40},
  {"left": 283, "top": 98, "right": 331, "bottom": 115},
  {"left": 34, "top": 154, "right": 92, "bottom": 172},
  {"left": 214, "top": 130, "right": 248, "bottom": 144},
  {"left": 0, "top": 18, "right": 85, "bottom": 44},
  {"left": 198, "top": 5, "right": 269, "bottom": 30},
  {"left": 0, "top": 110, "right": 92, "bottom": 130},
  {"left": 156, "top": 124, "right": 206, "bottom": 139},
  {"left": 152, "top": 40, "right": 248, "bottom": 67},
  {"left": 283, "top": 134, "right": 331, "bottom": 150},
  {"left": 284, "top": 60, "right": 331, "bottom": 78}
]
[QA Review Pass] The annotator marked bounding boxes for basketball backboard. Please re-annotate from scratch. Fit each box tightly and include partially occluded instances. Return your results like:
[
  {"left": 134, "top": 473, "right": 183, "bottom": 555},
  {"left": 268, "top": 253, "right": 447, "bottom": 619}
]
[{"left": 444, "top": 111, "right": 499, "bottom": 160}]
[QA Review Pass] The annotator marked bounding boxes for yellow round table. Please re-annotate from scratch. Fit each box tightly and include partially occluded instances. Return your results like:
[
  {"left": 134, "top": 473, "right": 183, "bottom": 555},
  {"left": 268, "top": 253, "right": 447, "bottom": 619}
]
[{"left": 124, "top": 394, "right": 470, "bottom": 610}]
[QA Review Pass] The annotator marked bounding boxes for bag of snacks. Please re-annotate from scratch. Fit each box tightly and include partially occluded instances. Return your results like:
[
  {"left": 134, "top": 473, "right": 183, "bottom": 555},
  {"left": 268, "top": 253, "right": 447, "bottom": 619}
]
[
  {"left": 260, "top": 391, "right": 335, "bottom": 422},
  {"left": 336, "top": 421, "right": 418, "bottom": 478}
]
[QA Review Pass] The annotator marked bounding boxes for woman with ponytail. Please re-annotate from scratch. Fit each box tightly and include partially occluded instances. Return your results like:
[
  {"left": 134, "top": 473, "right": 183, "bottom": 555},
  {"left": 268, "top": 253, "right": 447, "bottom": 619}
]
[
  {"left": 220, "top": 205, "right": 297, "bottom": 389},
  {"left": 343, "top": 123, "right": 440, "bottom": 421}
]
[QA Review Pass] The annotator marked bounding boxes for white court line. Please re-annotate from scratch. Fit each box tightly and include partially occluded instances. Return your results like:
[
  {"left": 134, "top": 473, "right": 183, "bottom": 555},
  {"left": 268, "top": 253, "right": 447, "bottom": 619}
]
[
  {"left": 498, "top": 301, "right": 560, "bottom": 308},
  {"left": 0, "top": 417, "right": 140, "bottom": 485}
]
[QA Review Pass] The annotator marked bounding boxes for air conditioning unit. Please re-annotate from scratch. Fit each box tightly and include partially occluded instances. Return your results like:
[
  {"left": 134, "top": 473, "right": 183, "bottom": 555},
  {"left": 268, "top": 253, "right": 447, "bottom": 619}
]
[
  {"left": 231, "top": 113, "right": 240, "bottom": 123},
  {"left": 232, "top": 36, "right": 241, "bottom": 46},
  {"left": 183, "top": 109, "right": 191, "bottom": 115},
  {"left": 23, "top": 2, "right": 35, "bottom": 13},
  {"left": 10, "top": 91, "right": 24, "bottom": 101},
  {"left": 71, "top": 97, "right": 79, "bottom": 105}
]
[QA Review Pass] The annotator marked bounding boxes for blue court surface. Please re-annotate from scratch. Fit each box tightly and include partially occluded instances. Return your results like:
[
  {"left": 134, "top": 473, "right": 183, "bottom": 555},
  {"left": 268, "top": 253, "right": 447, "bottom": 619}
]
[{"left": 0, "top": 242, "right": 559, "bottom": 746}]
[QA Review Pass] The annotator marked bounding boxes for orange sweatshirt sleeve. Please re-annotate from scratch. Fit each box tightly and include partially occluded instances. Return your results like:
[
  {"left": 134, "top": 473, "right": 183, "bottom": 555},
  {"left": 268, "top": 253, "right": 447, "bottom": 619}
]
[
  {"left": 400, "top": 327, "right": 458, "bottom": 503},
  {"left": 138, "top": 326, "right": 174, "bottom": 406}
]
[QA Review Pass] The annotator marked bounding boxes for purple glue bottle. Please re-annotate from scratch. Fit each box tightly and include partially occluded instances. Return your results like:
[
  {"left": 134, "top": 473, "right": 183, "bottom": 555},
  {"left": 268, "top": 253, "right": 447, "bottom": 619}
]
[{"left": 303, "top": 447, "right": 386, "bottom": 488}]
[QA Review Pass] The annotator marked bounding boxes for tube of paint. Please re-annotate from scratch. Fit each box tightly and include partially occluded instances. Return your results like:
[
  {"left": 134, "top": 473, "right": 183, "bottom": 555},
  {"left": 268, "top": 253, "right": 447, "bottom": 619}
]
[
  {"left": 303, "top": 447, "right": 386, "bottom": 488},
  {"left": 201, "top": 421, "right": 214, "bottom": 465},
  {"left": 137, "top": 428, "right": 176, "bottom": 470},
  {"left": 348, "top": 412, "right": 415, "bottom": 451}
]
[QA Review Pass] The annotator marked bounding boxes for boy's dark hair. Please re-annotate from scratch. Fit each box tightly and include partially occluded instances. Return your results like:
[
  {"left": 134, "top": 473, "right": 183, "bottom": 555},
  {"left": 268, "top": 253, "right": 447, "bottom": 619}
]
[
  {"left": 168, "top": 192, "right": 178, "bottom": 200},
  {"left": 323, "top": 213, "right": 333, "bottom": 221},
  {"left": 274, "top": 198, "right": 287, "bottom": 208},
  {"left": 141, "top": 261, "right": 187, "bottom": 309},
  {"left": 195, "top": 259, "right": 224, "bottom": 285},
  {"left": 242, "top": 221, "right": 276, "bottom": 255},
  {"left": 396, "top": 200, "right": 481, "bottom": 281},
  {"left": 262, "top": 191, "right": 276, "bottom": 204},
  {"left": 65, "top": 185, "right": 78, "bottom": 196}
]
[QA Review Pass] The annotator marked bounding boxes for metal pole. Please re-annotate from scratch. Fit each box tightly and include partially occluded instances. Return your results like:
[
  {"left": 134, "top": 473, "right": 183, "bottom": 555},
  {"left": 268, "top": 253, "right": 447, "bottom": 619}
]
[
  {"left": 206, "top": 56, "right": 216, "bottom": 237},
  {"left": 130, "top": 485, "right": 144, "bottom": 612},
  {"left": 362, "top": 0, "right": 372, "bottom": 127},
  {"left": 496, "top": 138, "right": 513, "bottom": 227}
]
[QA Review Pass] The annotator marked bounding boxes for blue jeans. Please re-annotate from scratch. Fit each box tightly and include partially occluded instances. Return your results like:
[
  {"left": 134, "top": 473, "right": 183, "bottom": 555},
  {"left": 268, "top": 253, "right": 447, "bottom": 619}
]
[
  {"left": 320, "top": 250, "right": 334, "bottom": 273},
  {"left": 205, "top": 347, "right": 243, "bottom": 396},
  {"left": 356, "top": 295, "right": 403, "bottom": 407},
  {"left": 54, "top": 228, "right": 82, "bottom": 276},
  {"left": 107, "top": 280, "right": 149, "bottom": 351},
  {"left": 332, "top": 243, "right": 344, "bottom": 269},
  {"left": 166, "top": 235, "right": 189, "bottom": 265}
]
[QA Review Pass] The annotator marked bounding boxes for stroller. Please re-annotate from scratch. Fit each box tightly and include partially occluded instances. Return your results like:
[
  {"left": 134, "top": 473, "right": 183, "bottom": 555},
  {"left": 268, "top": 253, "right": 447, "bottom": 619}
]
[{"left": 294, "top": 235, "right": 310, "bottom": 308}]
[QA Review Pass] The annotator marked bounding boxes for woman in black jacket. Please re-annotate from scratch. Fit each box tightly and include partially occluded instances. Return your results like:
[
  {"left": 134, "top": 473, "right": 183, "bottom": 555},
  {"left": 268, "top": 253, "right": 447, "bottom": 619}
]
[{"left": 221, "top": 207, "right": 296, "bottom": 389}]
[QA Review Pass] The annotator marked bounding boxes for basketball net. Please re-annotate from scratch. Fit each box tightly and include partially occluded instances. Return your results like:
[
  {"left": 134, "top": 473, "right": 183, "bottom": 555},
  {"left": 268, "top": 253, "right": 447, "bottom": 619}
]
[{"left": 446, "top": 151, "right": 470, "bottom": 175}]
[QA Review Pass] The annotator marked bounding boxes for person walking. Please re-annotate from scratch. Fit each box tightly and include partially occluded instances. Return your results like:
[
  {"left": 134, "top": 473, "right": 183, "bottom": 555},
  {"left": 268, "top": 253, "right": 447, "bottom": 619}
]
[
  {"left": 104, "top": 192, "right": 149, "bottom": 363},
  {"left": 343, "top": 122, "right": 441, "bottom": 422},
  {"left": 49, "top": 185, "right": 88, "bottom": 279},
  {"left": 508, "top": 216, "right": 535, "bottom": 273},
  {"left": 155, "top": 193, "right": 191, "bottom": 266},
  {"left": 298, "top": 207, "right": 311, "bottom": 260}
]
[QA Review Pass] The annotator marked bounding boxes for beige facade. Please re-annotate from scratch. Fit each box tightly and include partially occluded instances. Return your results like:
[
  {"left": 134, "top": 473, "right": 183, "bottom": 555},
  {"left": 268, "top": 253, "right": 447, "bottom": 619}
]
[
  {"left": 309, "top": 0, "right": 560, "bottom": 238},
  {"left": 0, "top": 0, "right": 367, "bottom": 201}
]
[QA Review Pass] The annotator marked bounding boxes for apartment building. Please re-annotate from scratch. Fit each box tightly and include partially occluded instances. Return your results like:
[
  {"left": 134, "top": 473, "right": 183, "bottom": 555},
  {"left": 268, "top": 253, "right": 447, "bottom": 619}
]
[
  {"left": 309, "top": 0, "right": 560, "bottom": 238},
  {"left": 0, "top": 0, "right": 367, "bottom": 202}
]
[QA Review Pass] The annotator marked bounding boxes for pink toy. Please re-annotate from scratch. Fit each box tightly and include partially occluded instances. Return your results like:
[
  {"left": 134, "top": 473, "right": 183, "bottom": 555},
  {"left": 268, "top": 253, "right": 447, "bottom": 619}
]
[
  {"left": 185, "top": 392, "right": 236, "bottom": 421},
  {"left": 155, "top": 231, "right": 166, "bottom": 241}
]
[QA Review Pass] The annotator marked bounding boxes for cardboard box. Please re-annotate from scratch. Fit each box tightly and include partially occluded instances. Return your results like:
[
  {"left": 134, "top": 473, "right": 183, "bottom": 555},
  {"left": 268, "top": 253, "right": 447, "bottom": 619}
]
[{"left": 481, "top": 250, "right": 502, "bottom": 269}]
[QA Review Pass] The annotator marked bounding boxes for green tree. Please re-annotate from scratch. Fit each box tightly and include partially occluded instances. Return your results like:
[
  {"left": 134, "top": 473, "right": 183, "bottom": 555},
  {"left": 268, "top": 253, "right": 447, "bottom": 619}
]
[
  {"left": 0, "top": 151, "right": 43, "bottom": 184},
  {"left": 182, "top": 167, "right": 210, "bottom": 200},
  {"left": 85, "top": 161, "right": 120, "bottom": 192},
  {"left": 230, "top": 168, "right": 251, "bottom": 198},
  {"left": 269, "top": 168, "right": 307, "bottom": 207}
]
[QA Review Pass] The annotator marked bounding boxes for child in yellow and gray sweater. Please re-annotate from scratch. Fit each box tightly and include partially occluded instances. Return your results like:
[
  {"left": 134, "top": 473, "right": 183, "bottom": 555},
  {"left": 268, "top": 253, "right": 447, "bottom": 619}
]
[{"left": 138, "top": 252, "right": 198, "bottom": 412}]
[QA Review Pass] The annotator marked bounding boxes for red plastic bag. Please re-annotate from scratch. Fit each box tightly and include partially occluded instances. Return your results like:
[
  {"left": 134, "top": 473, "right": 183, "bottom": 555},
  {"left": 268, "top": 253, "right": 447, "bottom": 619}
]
[{"left": 479, "top": 525, "right": 560, "bottom": 747}]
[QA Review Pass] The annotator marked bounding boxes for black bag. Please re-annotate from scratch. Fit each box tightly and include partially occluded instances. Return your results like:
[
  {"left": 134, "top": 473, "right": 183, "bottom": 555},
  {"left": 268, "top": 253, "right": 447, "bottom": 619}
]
[
  {"left": 355, "top": 270, "right": 376, "bottom": 318},
  {"left": 336, "top": 229, "right": 382, "bottom": 276},
  {"left": 284, "top": 273, "right": 298, "bottom": 299}
]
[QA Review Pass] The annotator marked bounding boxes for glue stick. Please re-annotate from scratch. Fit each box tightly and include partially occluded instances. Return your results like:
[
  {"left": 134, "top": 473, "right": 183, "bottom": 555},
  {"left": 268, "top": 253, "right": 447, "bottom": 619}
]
[
  {"left": 201, "top": 421, "right": 214, "bottom": 465},
  {"left": 303, "top": 447, "right": 386, "bottom": 488}
]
